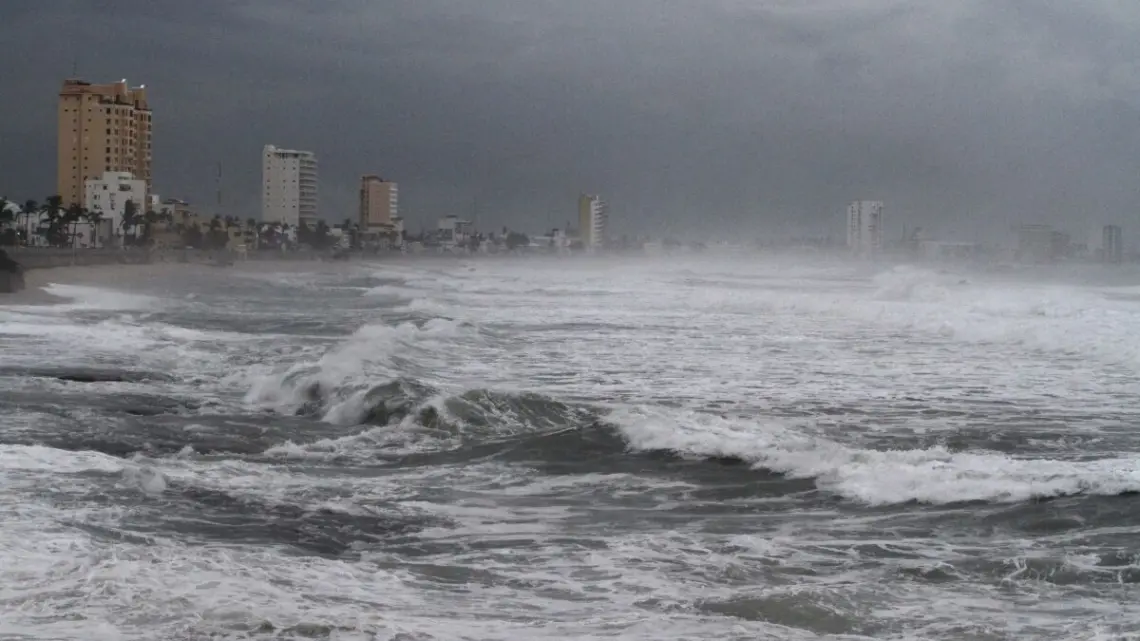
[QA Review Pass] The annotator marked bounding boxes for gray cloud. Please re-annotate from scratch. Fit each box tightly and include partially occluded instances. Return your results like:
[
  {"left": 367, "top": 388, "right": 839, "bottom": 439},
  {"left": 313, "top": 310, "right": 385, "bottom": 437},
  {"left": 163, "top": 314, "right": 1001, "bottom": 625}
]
[{"left": 2, "top": 0, "right": 1139, "bottom": 239}]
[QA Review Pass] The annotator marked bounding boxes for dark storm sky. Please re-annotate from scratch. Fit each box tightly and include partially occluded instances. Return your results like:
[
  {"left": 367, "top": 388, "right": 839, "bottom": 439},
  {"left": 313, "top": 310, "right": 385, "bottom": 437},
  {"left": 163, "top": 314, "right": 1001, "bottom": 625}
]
[{"left": 1, "top": 0, "right": 1139, "bottom": 239}]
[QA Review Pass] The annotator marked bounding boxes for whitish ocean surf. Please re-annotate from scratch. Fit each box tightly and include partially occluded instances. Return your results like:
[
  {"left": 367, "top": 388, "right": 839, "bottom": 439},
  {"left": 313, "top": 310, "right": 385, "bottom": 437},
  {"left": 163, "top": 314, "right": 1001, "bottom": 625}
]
[{"left": 2, "top": 255, "right": 1140, "bottom": 640}]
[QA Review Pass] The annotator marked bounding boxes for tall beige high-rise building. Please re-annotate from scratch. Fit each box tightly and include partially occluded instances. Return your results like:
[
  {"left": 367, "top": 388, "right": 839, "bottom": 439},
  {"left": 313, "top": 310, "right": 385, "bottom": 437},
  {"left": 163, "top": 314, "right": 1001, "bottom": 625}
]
[
  {"left": 57, "top": 78, "right": 152, "bottom": 207},
  {"left": 359, "top": 175, "right": 398, "bottom": 229}
]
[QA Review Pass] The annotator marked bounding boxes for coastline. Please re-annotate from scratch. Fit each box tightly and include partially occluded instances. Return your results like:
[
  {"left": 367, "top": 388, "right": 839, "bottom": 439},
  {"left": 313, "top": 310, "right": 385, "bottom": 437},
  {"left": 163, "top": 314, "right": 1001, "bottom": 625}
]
[{"left": 0, "top": 253, "right": 365, "bottom": 307}]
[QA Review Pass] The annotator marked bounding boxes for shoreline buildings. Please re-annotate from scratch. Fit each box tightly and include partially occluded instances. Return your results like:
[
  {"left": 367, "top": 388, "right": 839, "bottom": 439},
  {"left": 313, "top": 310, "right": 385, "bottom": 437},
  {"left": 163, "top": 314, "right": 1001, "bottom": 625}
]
[
  {"left": 84, "top": 171, "right": 146, "bottom": 246},
  {"left": 846, "top": 200, "right": 884, "bottom": 257},
  {"left": 578, "top": 194, "right": 608, "bottom": 250},
  {"left": 58, "top": 78, "right": 152, "bottom": 208},
  {"left": 1015, "top": 224, "right": 1068, "bottom": 263},
  {"left": 358, "top": 175, "right": 402, "bottom": 249},
  {"left": 1103, "top": 225, "right": 1124, "bottom": 263},
  {"left": 359, "top": 175, "right": 398, "bottom": 228},
  {"left": 261, "top": 145, "right": 318, "bottom": 227}
]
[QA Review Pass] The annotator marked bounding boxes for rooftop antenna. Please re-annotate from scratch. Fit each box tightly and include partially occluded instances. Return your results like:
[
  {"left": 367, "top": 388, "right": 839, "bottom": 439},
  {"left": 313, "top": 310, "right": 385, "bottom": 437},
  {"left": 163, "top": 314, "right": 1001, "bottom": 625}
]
[{"left": 216, "top": 161, "right": 223, "bottom": 211}]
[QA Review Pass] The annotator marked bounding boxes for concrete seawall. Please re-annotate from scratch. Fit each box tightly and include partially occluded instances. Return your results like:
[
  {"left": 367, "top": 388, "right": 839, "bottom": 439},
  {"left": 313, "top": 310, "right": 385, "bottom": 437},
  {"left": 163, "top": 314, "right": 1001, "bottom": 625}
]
[
  {"left": 7, "top": 248, "right": 337, "bottom": 271},
  {"left": 8, "top": 248, "right": 152, "bottom": 270}
]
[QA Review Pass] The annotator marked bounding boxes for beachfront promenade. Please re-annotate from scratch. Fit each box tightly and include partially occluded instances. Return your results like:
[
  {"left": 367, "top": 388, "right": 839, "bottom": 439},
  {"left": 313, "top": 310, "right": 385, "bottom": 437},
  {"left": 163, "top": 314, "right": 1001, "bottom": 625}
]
[{"left": 5, "top": 247, "right": 337, "bottom": 271}]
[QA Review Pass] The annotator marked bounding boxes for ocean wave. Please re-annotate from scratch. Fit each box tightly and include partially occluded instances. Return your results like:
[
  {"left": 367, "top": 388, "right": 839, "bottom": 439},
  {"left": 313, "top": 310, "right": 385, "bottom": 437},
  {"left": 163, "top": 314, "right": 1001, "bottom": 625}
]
[
  {"left": 261, "top": 385, "right": 602, "bottom": 461},
  {"left": 362, "top": 284, "right": 417, "bottom": 298},
  {"left": 245, "top": 318, "right": 476, "bottom": 417},
  {"left": 42, "top": 283, "right": 163, "bottom": 311},
  {"left": 872, "top": 265, "right": 960, "bottom": 302},
  {"left": 610, "top": 408, "right": 1140, "bottom": 506}
]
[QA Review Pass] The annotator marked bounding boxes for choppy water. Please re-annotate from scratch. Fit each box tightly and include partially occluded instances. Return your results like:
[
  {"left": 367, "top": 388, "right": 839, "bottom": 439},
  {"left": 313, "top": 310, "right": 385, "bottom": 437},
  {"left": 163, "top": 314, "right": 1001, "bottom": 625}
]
[{"left": 3, "top": 255, "right": 1140, "bottom": 640}]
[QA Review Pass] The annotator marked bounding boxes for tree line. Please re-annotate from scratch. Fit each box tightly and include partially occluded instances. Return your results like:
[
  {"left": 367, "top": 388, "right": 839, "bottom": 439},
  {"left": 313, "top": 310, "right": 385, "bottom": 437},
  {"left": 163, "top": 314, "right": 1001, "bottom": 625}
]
[{"left": 0, "top": 196, "right": 344, "bottom": 251}]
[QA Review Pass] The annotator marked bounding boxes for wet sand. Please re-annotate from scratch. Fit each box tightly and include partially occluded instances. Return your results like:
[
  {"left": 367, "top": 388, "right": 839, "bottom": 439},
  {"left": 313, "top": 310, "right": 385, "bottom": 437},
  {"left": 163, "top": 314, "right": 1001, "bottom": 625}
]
[{"left": 0, "top": 259, "right": 366, "bottom": 307}]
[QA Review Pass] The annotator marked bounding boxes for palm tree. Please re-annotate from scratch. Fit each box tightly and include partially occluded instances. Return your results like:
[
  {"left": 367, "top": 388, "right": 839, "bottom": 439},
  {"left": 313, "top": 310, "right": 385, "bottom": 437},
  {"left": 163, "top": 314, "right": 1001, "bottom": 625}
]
[
  {"left": 65, "top": 203, "right": 90, "bottom": 248},
  {"left": 41, "top": 196, "right": 65, "bottom": 247},
  {"left": 121, "top": 200, "right": 139, "bottom": 246},
  {"left": 0, "top": 198, "right": 14, "bottom": 247},
  {"left": 0, "top": 198, "right": 12, "bottom": 232},
  {"left": 86, "top": 209, "right": 105, "bottom": 248},
  {"left": 142, "top": 209, "right": 160, "bottom": 246},
  {"left": 19, "top": 200, "right": 39, "bottom": 246}
]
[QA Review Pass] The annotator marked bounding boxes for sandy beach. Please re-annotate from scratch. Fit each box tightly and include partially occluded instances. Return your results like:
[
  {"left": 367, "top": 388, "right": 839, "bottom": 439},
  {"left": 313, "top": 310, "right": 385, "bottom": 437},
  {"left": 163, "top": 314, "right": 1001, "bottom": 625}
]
[{"left": 0, "top": 258, "right": 368, "bottom": 307}]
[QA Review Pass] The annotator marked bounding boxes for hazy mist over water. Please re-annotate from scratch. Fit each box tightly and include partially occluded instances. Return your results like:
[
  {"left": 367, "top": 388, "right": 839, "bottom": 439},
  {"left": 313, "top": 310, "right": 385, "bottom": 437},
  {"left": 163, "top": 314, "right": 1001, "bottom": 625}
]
[{"left": 2, "top": 255, "right": 1140, "bottom": 639}]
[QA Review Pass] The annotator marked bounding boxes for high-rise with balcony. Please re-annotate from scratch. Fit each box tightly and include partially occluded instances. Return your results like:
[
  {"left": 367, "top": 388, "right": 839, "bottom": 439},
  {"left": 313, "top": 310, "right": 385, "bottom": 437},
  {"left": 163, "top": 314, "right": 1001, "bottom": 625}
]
[
  {"left": 57, "top": 78, "right": 152, "bottom": 208},
  {"left": 359, "top": 175, "right": 398, "bottom": 229},
  {"left": 578, "top": 194, "right": 608, "bottom": 250},
  {"left": 262, "top": 145, "right": 318, "bottom": 227}
]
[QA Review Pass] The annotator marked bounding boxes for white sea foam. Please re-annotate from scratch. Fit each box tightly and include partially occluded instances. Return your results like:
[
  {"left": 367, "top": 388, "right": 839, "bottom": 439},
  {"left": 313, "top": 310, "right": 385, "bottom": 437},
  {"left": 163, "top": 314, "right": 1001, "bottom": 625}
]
[
  {"left": 42, "top": 283, "right": 162, "bottom": 311},
  {"left": 245, "top": 318, "right": 476, "bottom": 417},
  {"left": 6, "top": 255, "right": 1140, "bottom": 640},
  {"left": 614, "top": 408, "right": 1140, "bottom": 505}
]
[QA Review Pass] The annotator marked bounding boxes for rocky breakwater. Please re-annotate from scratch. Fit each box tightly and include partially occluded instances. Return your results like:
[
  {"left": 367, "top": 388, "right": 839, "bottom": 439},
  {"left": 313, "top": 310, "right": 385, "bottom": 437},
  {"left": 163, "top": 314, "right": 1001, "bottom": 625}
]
[{"left": 0, "top": 248, "right": 25, "bottom": 293}]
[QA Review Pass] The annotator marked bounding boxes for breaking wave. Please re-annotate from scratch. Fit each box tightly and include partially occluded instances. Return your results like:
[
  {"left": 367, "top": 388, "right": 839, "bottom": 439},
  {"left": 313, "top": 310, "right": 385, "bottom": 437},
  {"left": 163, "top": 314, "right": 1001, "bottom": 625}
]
[
  {"left": 611, "top": 408, "right": 1140, "bottom": 506},
  {"left": 248, "top": 365, "right": 1140, "bottom": 508}
]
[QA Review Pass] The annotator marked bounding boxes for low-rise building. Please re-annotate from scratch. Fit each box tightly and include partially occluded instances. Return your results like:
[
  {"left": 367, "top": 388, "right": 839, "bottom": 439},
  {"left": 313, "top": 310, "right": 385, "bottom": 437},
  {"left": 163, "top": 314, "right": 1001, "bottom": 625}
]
[
  {"left": 84, "top": 171, "right": 146, "bottom": 246},
  {"left": 437, "top": 215, "right": 475, "bottom": 250},
  {"left": 846, "top": 200, "right": 884, "bottom": 257},
  {"left": 1016, "top": 224, "right": 1061, "bottom": 263},
  {"left": 1104, "top": 225, "right": 1124, "bottom": 263},
  {"left": 918, "top": 240, "right": 981, "bottom": 261}
]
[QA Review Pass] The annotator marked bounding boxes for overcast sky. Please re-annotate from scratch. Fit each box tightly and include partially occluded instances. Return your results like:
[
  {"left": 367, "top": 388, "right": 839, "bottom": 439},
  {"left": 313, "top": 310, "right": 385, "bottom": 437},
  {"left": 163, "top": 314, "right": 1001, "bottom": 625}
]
[{"left": 2, "top": 0, "right": 1139, "bottom": 239}]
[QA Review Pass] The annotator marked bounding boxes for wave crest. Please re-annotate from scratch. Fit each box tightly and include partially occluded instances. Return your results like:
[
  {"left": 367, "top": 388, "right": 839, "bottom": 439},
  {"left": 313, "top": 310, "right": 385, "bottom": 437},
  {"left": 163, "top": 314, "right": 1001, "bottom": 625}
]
[{"left": 611, "top": 408, "right": 1140, "bottom": 506}]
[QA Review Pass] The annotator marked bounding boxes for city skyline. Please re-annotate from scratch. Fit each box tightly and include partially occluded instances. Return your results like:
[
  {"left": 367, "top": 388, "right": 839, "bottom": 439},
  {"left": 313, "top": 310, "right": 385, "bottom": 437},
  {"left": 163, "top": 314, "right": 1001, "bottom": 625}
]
[{"left": 4, "top": 2, "right": 1140, "bottom": 238}]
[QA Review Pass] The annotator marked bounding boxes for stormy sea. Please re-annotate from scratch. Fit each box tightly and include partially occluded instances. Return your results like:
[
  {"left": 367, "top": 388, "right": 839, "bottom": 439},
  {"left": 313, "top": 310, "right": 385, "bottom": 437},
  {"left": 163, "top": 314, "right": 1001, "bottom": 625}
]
[{"left": 2, "top": 255, "right": 1139, "bottom": 640}]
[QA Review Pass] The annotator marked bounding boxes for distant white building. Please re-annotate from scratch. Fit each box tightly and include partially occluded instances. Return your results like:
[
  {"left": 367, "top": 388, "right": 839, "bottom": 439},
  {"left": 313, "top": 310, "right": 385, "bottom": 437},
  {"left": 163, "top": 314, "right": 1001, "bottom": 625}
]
[
  {"left": 578, "top": 194, "right": 608, "bottom": 250},
  {"left": 1104, "top": 225, "right": 1124, "bottom": 263},
  {"left": 262, "top": 145, "right": 318, "bottom": 227},
  {"left": 85, "top": 171, "right": 147, "bottom": 247},
  {"left": 846, "top": 200, "right": 884, "bottom": 257},
  {"left": 437, "top": 215, "right": 474, "bottom": 250},
  {"left": 530, "top": 228, "right": 572, "bottom": 254}
]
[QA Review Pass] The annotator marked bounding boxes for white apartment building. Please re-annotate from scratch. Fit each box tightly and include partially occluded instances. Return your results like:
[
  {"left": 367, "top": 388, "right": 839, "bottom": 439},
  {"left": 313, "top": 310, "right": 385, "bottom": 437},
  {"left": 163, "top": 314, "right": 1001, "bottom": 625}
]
[
  {"left": 437, "top": 215, "right": 474, "bottom": 250},
  {"left": 84, "top": 170, "right": 147, "bottom": 247},
  {"left": 846, "top": 200, "right": 884, "bottom": 257},
  {"left": 262, "top": 145, "right": 318, "bottom": 227},
  {"left": 578, "top": 194, "right": 608, "bottom": 250}
]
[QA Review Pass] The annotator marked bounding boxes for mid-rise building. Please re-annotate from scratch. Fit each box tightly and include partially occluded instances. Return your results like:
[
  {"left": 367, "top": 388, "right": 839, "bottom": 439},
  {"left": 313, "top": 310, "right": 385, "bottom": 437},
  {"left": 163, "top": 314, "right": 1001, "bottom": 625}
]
[
  {"left": 1015, "top": 224, "right": 1068, "bottom": 263},
  {"left": 359, "top": 175, "right": 398, "bottom": 229},
  {"left": 846, "top": 201, "right": 883, "bottom": 256},
  {"left": 84, "top": 171, "right": 146, "bottom": 247},
  {"left": 578, "top": 194, "right": 608, "bottom": 250},
  {"left": 261, "top": 145, "right": 317, "bottom": 227},
  {"left": 1104, "top": 225, "right": 1124, "bottom": 263},
  {"left": 57, "top": 78, "right": 153, "bottom": 208},
  {"left": 437, "top": 215, "right": 474, "bottom": 249}
]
